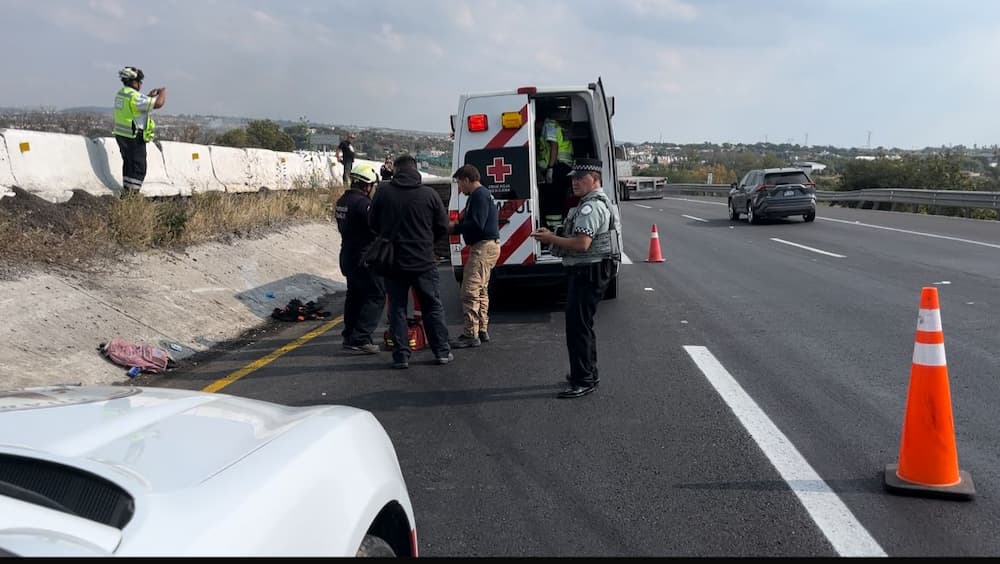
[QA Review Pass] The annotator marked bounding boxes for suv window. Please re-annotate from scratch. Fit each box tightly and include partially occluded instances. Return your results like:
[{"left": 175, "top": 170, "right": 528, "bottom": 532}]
[{"left": 764, "top": 171, "right": 811, "bottom": 186}]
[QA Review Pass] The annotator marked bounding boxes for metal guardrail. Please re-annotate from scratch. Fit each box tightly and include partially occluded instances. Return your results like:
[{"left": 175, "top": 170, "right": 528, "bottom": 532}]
[{"left": 659, "top": 183, "right": 1000, "bottom": 211}]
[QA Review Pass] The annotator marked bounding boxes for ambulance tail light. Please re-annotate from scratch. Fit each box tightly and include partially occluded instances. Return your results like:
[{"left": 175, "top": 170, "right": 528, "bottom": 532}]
[
  {"left": 467, "top": 114, "right": 488, "bottom": 132},
  {"left": 449, "top": 210, "right": 460, "bottom": 244},
  {"left": 517, "top": 86, "right": 537, "bottom": 94}
]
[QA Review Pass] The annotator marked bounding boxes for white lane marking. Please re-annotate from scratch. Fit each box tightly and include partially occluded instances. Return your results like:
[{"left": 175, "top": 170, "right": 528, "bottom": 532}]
[
  {"left": 634, "top": 204, "right": 652, "bottom": 209},
  {"left": 682, "top": 214, "right": 709, "bottom": 223},
  {"left": 622, "top": 253, "right": 633, "bottom": 265},
  {"left": 644, "top": 287, "right": 654, "bottom": 291},
  {"left": 771, "top": 238, "right": 846, "bottom": 258},
  {"left": 683, "top": 346, "right": 887, "bottom": 557},
  {"left": 820, "top": 217, "right": 1000, "bottom": 250},
  {"left": 663, "top": 197, "right": 726, "bottom": 206}
]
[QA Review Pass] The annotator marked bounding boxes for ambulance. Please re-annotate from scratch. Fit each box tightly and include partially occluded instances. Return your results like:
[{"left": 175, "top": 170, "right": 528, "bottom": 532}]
[{"left": 448, "top": 79, "right": 623, "bottom": 299}]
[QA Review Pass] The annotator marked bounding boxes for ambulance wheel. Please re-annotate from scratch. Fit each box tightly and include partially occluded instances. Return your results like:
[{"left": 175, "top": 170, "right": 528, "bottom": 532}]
[{"left": 603, "top": 275, "right": 618, "bottom": 300}]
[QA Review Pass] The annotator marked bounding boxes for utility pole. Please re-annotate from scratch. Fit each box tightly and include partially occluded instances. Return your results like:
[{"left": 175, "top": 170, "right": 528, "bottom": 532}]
[{"left": 804, "top": 132, "right": 809, "bottom": 147}]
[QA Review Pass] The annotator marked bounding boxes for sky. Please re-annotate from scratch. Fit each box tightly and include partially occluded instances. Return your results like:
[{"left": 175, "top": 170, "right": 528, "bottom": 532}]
[{"left": 1, "top": 0, "right": 999, "bottom": 150}]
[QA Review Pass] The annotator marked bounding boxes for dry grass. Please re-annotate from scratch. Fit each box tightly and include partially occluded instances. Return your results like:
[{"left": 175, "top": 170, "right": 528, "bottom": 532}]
[{"left": 0, "top": 181, "right": 343, "bottom": 275}]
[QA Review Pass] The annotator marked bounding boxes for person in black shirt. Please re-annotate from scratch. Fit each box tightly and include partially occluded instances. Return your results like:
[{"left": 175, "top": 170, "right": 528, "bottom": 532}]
[
  {"left": 337, "top": 133, "right": 356, "bottom": 187},
  {"left": 370, "top": 155, "right": 453, "bottom": 369},
  {"left": 380, "top": 156, "right": 394, "bottom": 182},
  {"left": 335, "top": 163, "right": 385, "bottom": 354},
  {"left": 449, "top": 164, "right": 500, "bottom": 348}
]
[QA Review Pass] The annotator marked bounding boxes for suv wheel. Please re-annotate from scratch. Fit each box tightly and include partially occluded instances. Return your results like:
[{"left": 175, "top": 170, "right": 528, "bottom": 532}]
[
  {"left": 747, "top": 203, "right": 758, "bottom": 224},
  {"left": 728, "top": 200, "right": 740, "bottom": 221},
  {"left": 803, "top": 211, "right": 816, "bottom": 222}
]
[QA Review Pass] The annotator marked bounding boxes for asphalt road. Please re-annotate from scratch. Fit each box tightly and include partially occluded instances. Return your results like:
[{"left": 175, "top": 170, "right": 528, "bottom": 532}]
[{"left": 156, "top": 199, "right": 1000, "bottom": 557}]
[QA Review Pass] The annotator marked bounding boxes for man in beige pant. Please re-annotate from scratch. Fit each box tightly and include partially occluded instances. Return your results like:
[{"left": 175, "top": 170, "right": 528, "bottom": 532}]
[{"left": 449, "top": 165, "right": 501, "bottom": 348}]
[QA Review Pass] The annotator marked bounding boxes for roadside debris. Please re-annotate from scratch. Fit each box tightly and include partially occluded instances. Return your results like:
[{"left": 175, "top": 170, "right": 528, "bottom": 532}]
[{"left": 271, "top": 298, "right": 331, "bottom": 322}]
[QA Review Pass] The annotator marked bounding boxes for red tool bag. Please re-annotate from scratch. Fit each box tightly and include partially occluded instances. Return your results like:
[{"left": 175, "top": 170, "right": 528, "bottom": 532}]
[{"left": 382, "top": 290, "right": 428, "bottom": 351}]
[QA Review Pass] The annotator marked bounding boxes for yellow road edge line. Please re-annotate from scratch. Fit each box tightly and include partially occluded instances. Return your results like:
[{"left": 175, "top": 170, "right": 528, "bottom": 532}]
[{"left": 201, "top": 316, "right": 344, "bottom": 394}]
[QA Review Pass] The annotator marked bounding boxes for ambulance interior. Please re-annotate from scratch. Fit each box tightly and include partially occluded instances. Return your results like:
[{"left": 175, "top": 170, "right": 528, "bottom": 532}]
[{"left": 533, "top": 94, "right": 598, "bottom": 237}]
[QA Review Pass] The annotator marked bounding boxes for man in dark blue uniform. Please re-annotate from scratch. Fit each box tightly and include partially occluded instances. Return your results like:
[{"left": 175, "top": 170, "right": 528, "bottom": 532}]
[{"left": 335, "top": 163, "right": 385, "bottom": 354}]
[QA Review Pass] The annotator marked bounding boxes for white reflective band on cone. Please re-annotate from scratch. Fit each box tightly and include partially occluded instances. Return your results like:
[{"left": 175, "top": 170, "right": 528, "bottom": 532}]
[
  {"left": 912, "top": 342, "right": 947, "bottom": 367},
  {"left": 916, "top": 308, "right": 943, "bottom": 331}
]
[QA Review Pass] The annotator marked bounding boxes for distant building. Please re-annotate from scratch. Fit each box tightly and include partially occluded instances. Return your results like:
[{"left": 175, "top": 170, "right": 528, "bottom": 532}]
[
  {"left": 312, "top": 133, "right": 341, "bottom": 152},
  {"left": 793, "top": 161, "right": 828, "bottom": 175}
]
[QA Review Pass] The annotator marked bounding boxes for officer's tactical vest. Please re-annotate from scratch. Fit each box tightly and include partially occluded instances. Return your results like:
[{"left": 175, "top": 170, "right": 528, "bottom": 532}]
[
  {"left": 560, "top": 189, "right": 622, "bottom": 264},
  {"left": 113, "top": 87, "right": 156, "bottom": 142}
]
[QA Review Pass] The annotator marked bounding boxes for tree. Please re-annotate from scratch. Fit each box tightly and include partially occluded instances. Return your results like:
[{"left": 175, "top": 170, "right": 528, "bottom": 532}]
[
  {"left": 284, "top": 118, "right": 312, "bottom": 150},
  {"left": 245, "top": 120, "right": 296, "bottom": 152}
]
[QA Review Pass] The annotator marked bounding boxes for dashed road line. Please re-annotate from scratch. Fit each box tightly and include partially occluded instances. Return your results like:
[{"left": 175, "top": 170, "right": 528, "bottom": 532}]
[{"left": 771, "top": 238, "right": 846, "bottom": 258}]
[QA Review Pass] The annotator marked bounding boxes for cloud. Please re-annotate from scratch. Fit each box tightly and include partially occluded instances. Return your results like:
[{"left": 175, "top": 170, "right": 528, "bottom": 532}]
[{"left": 2, "top": 0, "right": 999, "bottom": 148}]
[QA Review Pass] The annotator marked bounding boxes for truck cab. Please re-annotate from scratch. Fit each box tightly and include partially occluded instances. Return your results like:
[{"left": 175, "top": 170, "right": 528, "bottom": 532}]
[{"left": 448, "top": 78, "right": 623, "bottom": 299}]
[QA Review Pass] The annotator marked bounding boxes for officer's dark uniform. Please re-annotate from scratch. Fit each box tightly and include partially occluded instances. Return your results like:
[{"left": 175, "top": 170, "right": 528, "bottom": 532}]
[
  {"left": 556, "top": 159, "right": 621, "bottom": 398},
  {"left": 335, "top": 185, "right": 385, "bottom": 348}
]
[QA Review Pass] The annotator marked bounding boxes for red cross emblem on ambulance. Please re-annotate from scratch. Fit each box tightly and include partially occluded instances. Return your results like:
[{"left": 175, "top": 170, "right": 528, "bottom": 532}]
[{"left": 486, "top": 157, "right": 512, "bottom": 183}]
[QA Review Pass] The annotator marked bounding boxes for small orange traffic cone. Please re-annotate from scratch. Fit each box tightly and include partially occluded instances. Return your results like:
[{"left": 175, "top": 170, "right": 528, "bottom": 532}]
[
  {"left": 646, "top": 224, "right": 664, "bottom": 263},
  {"left": 884, "top": 287, "right": 974, "bottom": 500}
]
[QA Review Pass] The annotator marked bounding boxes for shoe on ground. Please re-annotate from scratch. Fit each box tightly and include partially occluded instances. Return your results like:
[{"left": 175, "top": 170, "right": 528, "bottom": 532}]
[
  {"left": 563, "top": 373, "right": 600, "bottom": 386},
  {"left": 344, "top": 343, "right": 380, "bottom": 354},
  {"left": 557, "top": 383, "right": 597, "bottom": 399},
  {"left": 451, "top": 334, "right": 480, "bottom": 349},
  {"left": 392, "top": 361, "right": 409, "bottom": 369},
  {"left": 478, "top": 330, "right": 490, "bottom": 343},
  {"left": 435, "top": 352, "right": 455, "bottom": 365}
]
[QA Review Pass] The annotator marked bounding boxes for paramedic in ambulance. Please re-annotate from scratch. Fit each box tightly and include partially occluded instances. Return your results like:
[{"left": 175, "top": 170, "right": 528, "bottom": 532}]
[
  {"left": 530, "top": 158, "right": 619, "bottom": 399},
  {"left": 535, "top": 100, "right": 574, "bottom": 223},
  {"left": 448, "top": 164, "right": 500, "bottom": 349}
]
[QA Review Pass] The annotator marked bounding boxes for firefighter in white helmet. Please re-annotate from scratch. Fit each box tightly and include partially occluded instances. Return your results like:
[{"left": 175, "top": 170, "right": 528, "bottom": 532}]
[{"left": 335, "top": 163, "right": 385, "bottom": 354}]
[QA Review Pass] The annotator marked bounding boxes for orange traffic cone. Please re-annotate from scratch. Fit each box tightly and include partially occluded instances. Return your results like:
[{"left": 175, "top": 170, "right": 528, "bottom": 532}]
[
  {"left": 646, "top": 224, "right": 664, "bottom": 263},
  {"left": 883, "top": 287, "right": 974, "bottom": 500}
]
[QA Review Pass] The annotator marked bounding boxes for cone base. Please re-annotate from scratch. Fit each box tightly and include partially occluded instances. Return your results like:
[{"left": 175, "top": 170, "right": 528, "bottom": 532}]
[
  {"left": 645, "top": 258, "right": 664, "bottom": 263},
  {"left": 883, "top": 464, "right": 975, "bottom": 501}
]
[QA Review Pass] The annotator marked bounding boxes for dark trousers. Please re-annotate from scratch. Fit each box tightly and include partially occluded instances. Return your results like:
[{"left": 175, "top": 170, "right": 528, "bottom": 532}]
[
  {"left": 540, "top": 161, "right": 574, "bottom": 219},
  {"left": 340, "top": 253, "right": 386, "bottom": 346},
  {"left": 385, "top": 268, "right": 450, "bottom": 363},
  {"left": 565, "top": 260, "right": 613, "bottom": 385},
  {"left": 116, "top": 135, "right": 147, "bottom": 197},
  {"left": 342, "top": 160, "right": 354, "bottom": 186}
]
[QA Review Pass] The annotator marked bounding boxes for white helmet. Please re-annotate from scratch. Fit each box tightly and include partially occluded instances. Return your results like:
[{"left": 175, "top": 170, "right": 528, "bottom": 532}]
[
  {"left": 350, "top": 163, "right": 378, "bottom": 184},
  {"left": 119, "top": 67, "right": 144, "bottom": 84}
]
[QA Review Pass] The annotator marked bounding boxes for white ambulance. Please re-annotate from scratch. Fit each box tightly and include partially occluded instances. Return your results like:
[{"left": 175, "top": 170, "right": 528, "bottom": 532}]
[{"left": 448, "top": 79, "right": 623, "bottom": 299}]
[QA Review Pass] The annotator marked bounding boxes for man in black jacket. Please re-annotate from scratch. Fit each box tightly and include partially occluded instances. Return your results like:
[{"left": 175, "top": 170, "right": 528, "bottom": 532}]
[
  {"left": 335, "top": 163, "right": 385, "bottom": 354},
  {"left": 370, "top": 155, "right": 452, "bottom": 369}
]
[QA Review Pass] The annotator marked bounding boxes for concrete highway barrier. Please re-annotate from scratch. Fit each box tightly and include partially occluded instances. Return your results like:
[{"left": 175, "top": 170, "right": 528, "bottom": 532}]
[
  {"left": 210, "top": 145, "right": 254, "bottom": 193},
  {"left": 1, "top": 129, "right": 114, "bottom": 202},
  {"left": 159, "top": 141, "right": 226, "bottom": 194}
]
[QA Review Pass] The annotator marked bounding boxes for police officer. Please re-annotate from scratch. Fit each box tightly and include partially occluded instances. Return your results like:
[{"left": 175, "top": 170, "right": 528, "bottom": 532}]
[
  {"left": 335, "top": 163, "right": 385, "bottom": 354},
  {"left": 530, "top": 158, "right": 621, "bottom": 399},
  {"left": 113, "top": 67, "right": 166, "bottom": 197}
]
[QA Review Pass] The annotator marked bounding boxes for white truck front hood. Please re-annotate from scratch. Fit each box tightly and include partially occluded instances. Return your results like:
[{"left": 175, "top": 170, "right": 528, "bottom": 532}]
[{"left": 0, "top": 385, "right": 336, "bottom": 492}]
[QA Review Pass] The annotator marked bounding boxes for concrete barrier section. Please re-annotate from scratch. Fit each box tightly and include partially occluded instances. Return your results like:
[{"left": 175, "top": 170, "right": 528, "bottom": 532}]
[
  {"left": 95, "top": 137, "right": 180, "bottom": 197},
  {"left": 278, "top": 152, "right": 309, "bottom": 190},
  {"left": 246, "top": 148, "right": 282, "bottom": 191},
  {"left": 300, "top": 152, "right": 335, "bottom": 187},
  {"left": 209, "top": 145, "right": 253, "bottom": 193},
  {"left": 0, "top": 133, "right": 17, "bottom": 192},
  {"left": 1, "top": 128, "right": 114, "bottom": 202},
  {"left": 159, "top": 141, "right": 225, "bottom": 194}
]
